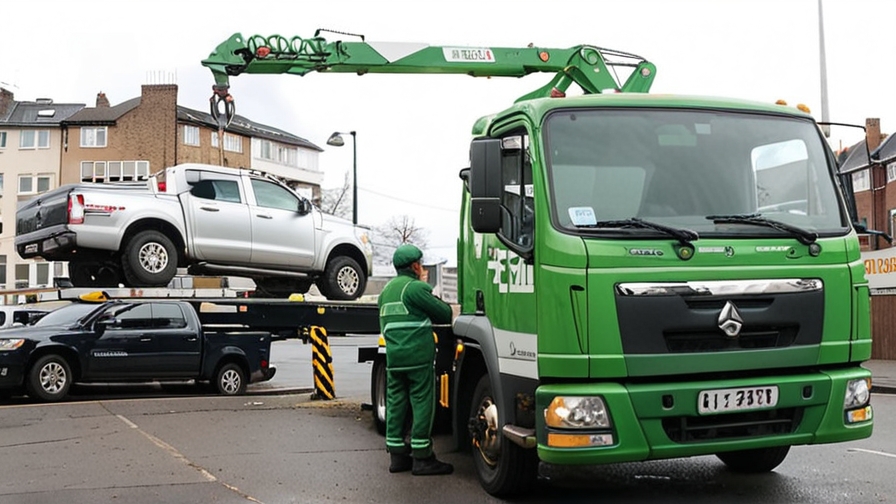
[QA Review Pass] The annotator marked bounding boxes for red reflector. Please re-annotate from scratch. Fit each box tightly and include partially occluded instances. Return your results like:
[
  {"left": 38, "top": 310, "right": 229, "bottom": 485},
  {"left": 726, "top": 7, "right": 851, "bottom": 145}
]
[
  {"left": 256, "top": 46, "right": 272, "bottom": 58},
  {"left": 261, "top": 360, "right": 269, "bottom": 369},
  {"left": 158, "top": 181, "right": 167, "bottom": 192},
  {"left": 550, "top": 88, "right": 566, "bottom": 98}
]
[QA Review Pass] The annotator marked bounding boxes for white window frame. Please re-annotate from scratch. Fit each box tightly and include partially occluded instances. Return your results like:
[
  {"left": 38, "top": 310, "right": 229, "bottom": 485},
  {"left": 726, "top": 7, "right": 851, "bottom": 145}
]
[
  {"left": 212, "top": 131, "right": 243, "bottom": 153},
  {"left": 18, "top": 174, "right": 53, "bottom": 195},
  {"left": 184, "top": 125, "right": 200, "bottom": 146},
  {"left": 81, "top": 160, "right": 150, "bottom": 183},
  {"left": 19, "top": 129, "right": 50, "bottom": 149},
  {"left": 853, "top": 169, "right": 870, "bottom": 192},
  {"left": 80, "top": 126, "right": 108, "bottom": 148},
  {"left": 888, "top": 162, "right": 896, "bottom": 183}
]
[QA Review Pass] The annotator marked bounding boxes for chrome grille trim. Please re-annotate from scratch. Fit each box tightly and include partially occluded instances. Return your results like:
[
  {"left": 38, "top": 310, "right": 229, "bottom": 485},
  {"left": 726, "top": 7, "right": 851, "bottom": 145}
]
[{"left": 615, "top": 279, "right": 823, "bottom": 297}]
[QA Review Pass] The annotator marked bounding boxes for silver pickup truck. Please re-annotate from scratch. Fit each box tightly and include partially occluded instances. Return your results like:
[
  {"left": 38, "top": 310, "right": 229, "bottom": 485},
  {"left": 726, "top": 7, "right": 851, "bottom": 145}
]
[{"left": 15, "top": 164, "right": 373, "bottom": 299}]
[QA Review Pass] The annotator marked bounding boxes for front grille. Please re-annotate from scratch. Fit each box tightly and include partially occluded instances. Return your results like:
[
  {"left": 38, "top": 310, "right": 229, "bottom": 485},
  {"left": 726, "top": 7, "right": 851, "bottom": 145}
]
[
  {"left": 662, "top": 408, "right": 803, "bottom": 443},
  {"left": 664, "top": 326, "right": 798, "bottom": 352}
]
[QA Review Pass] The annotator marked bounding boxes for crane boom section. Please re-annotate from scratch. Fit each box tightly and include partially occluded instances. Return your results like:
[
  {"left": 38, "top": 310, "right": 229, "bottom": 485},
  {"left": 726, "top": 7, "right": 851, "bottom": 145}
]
[{"left": 202, "top": 33, "right": 656, "bottom": 123}]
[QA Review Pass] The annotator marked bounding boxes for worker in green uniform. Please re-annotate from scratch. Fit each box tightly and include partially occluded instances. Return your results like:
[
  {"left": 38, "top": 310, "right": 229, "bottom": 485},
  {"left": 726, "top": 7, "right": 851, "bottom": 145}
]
[{"left": 379, "top": 244, "right": 454, "bottom": 476}]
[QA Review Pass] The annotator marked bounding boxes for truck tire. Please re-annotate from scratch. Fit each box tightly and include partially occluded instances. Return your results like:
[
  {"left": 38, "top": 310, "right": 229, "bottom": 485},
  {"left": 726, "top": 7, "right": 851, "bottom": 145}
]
[
  {"left": 26, "top": 354, "right": 72, "bottom": 402},
  {"left": 121, "top": 230, "right": 178, "bottom": 287},
  {"left": 716, "top": 445, "right": 790, "bottom": 473},
  {"left": 317, "top": 256, "right": 366, "bottom": 300},
  {"left": 215, "top": 363, "right": 247, "bottom": 395},
  {"left": 370, "top": 357, "right": 387, "bottom": 435},
  {"left": 469, "top": 374, "right": 538, "bottom": 496}
]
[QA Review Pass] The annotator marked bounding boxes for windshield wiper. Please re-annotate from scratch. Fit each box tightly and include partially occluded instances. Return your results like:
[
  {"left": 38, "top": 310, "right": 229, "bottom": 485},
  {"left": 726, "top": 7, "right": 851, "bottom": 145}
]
[
  {"left": 706, "top": 213, "right": 818, "bottom": 245},
  {"left": 577, "top": 218, "right": 698, "bottom": 245}
]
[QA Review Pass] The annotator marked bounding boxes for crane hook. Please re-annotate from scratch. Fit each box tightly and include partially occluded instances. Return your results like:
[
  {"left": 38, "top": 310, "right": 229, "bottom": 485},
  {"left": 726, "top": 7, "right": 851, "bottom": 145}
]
[{"left": 210, "top": 85, "right": 235, "bottom": 129}]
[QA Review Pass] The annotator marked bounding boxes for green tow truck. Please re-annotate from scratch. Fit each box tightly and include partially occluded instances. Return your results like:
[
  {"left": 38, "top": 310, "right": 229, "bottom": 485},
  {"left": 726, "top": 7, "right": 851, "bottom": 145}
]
[{"left": 202, "top": 31, "right": 874, "bottom": 496}]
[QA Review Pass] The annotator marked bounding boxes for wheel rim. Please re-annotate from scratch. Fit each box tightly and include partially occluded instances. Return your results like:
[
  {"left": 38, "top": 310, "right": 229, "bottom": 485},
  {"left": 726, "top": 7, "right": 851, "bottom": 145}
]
[
  {"left": 138, "top": 242, "right": 169, "bottom": 274},
  {"left": 336, "top": 266, "right": 359, "bottom": 296},
  {"left": 375, "top": 364, "right": 387, "bottom": 424},
  {"left": 39, "top": 362, "right": 67, "bottom": 394},
  {"left": 473, "top": 396, "right": 501, "bottom": 467},
  {"left": 220, "top": 368, "right": 241, "bottom": 394}
]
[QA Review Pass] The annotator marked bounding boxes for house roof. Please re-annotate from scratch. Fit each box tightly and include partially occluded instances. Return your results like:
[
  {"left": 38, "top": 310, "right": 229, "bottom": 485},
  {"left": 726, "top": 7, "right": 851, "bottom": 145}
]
[
  {"left": 177, "top": 106, "right": 322, "bottom": 151},
  {"left": 63, "top": 97, "right": 140, "bottom": 125},
  {"left": 839, "top": 140, "right": 870, "bottom": 173},
  {"left": 872, "top": 134, "right": 896, "bottom": 163},
  {"left": 0, "top": 100, "right": 85, "bottom": 126}
]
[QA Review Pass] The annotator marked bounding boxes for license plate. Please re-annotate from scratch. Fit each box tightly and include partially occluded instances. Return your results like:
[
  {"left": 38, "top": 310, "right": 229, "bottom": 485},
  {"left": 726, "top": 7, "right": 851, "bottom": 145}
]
[
  {"left": 698, "top": 386, "right": 778, "bottom": 414},
  {"left": 24, "top": 244, "right": 38, "bottom": 254}
]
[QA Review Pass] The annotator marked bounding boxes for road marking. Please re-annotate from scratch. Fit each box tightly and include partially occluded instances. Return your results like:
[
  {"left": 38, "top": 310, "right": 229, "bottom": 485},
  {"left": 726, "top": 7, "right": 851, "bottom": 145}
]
[
  {"left": 114, "top": 413, "right": 265, "bottom": 503},
  {"left": 849, "top": 448, "right": 896, "bottom": 459}
]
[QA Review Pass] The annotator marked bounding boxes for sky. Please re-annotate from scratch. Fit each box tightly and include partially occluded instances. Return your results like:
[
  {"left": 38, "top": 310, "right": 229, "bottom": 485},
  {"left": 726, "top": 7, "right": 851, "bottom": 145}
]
[{"left": 3, "top": 0, "right": 895, "bottom": 264}]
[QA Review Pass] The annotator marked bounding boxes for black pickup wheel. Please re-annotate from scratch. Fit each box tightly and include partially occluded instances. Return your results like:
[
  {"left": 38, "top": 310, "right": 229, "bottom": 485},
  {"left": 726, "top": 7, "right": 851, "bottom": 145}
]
[
  {"left": 26, "top": 354, "right": 72, "bottom": 402},
  {"left": 215, "top": 363, "right": 247, "bottom": 395},
  {"left": 317, "top": 256, "right": 366, "bottom": 300},
  {"left": 121, "top": 230, "right": 178, "bottom": 287}
]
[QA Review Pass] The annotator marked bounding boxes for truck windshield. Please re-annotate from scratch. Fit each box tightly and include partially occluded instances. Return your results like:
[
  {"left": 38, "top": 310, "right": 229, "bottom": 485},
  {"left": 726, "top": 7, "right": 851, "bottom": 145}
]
[{"left": 544, "top": 108, "right": 847, "bottom": 238}]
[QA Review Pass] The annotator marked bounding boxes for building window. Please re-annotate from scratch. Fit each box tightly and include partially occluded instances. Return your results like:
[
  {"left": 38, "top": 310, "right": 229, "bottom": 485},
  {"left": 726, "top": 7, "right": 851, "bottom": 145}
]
[
  {"left": 888, "top": 163, "right": 896, "bottom": 183},
  {"left": 19, "top": 130, "right": 50, "bottom": 149},
  {"left": 212, "top": 132, "right": 243, "bottom": 153},
  {"left": 81, "top": 160, "right": 149, "bottom": 182},
  {"left": 853, "top": 169, "right": 870, "bottom": 192},
  {"left": 36, "top": 262, "right": 49, "bottom": 286},
  {"left": 80, "top": 126, "right": 107, "bottom": 148},
  {"left": 15, "top": 263, "right": 29, "bottom": 289},
  {"left": 19, "top": 174, "right": 52, "bottom": 194},
  {"left": 255, "top": 138, "right": 299, "bottom": 167},
  {"left": 184, "top": 125, "right": 200, "bottom": 146},
  {"left": 0, "top": 131, "right": 6, "bottom": 148},
  {"left": 0, "top": 173, "right": 4, "bottom": 196},
  {"left": 0, "top": 255, "right": 6, "bottom": 287}
]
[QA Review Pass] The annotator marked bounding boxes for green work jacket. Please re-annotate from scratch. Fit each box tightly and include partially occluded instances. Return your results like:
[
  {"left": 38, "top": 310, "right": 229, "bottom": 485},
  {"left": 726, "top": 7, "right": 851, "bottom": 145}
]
[{"left": 378, "top": 271, "right": 453, "bottom": 369}]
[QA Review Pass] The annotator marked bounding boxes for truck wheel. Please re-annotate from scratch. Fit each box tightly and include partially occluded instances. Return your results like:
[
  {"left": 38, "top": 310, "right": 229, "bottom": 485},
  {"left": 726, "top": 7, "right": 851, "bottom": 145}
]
[
  {"left": 370, "top": 358, "right": 387, "bottom": 435},
  {"left": 121, "top": 230, "right": 178, "bottom": 287},
  {"left": 216, "top": 363, "right": 247, "bottom": 395},
  {"left": 716, "top": 445, "right": 790, "bottom": 473},
  {"left": 469, "top": 374, "right": 537, "bottom": 496},
  {"left": 70, "top": 261, "right": 122, "bottom": 287},
  {"left": 26, "top": 354, "right": 72, "bottom": 402},
  {"left": 317, "top": 256, "right": 366, "bottom": 300}
]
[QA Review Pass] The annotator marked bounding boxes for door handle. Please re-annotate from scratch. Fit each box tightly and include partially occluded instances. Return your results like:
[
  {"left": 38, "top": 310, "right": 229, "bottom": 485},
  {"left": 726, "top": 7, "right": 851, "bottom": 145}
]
[
  {"left": 200, "top": 206, "right": 220, "bottom": 212},
  {"left": 256, "top": 214, "right": 273, "bottom": 219},
  {"left": 140, "top": 337, "right": 152, "bottom": 342},
  {"left": 185, "top": 336, "right": 198, "bottom": 342}
]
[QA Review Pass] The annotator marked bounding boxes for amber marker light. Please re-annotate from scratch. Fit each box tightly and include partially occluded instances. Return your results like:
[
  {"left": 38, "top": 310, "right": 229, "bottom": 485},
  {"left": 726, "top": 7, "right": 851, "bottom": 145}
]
[
  {"left": 256, "top": 46, "right": 272, "bottom": 58},
  {"left": 539, "top": 51, "right": 550, "bottom": 62}
]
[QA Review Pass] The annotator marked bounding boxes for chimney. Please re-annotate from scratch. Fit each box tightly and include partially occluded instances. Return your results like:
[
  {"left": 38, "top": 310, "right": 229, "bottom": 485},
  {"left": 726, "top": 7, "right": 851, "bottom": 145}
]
[
  {"left": 0, "top": 87, "right": 13, "bottom": 118},
  {"left": 96, "top": 91, "right": 110, "bottom": 108}
]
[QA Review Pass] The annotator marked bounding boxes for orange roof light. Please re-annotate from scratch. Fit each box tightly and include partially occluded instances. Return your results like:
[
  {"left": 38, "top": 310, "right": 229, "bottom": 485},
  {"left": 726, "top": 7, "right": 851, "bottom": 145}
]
[{"left": 256, "top": 46, "right": 272, "bottom": 58}]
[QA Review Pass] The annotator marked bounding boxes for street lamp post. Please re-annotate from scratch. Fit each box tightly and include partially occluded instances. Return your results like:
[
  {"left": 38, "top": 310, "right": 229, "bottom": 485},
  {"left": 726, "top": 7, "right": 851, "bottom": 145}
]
[{"left": 326, "top": 130, "right": 358, "bottom": 225}]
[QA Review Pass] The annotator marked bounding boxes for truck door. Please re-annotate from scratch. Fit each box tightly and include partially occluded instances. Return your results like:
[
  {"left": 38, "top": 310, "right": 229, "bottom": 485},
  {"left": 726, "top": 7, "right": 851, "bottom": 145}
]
[
  {"left": 182, "top": 173, "right": 252, "bottom": 263},
  {"left": 87, "top": 303, "right": 159, "bottom": 379},
  {"left": 246, "top": 177, "right": 315, "bottom": 268},
  {"left": 147, "top": 302, "right": 202, "bottom": 377}
]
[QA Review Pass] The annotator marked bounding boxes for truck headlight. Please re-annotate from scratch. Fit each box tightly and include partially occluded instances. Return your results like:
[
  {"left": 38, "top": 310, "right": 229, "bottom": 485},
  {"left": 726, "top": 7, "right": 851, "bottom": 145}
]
[
  {"left": 545, "top": 396, "right": 610, "bottom": 429},
  {"left": 0, "top": 339, "right": 25, "bottom": 351},
  {"left": 844, "top": 378, "right": 871, "bottom": 409}
]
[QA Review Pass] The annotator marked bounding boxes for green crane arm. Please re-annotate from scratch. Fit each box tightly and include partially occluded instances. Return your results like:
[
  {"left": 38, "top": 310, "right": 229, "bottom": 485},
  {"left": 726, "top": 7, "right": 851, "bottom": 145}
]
[{"left": 201, "top": 31, "right": 656, "bottom": 126}]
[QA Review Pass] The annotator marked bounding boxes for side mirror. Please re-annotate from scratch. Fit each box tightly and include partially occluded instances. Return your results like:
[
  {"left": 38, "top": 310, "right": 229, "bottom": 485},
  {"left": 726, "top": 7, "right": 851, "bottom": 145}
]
[
  {"left": 469, "top": 138, "right": 503, "bottom": 233},
  {"left": 95, "top": 314, "right": 117, "bottom": 334},
  {"left": 297, "top": 198, "right": 312, "bottom": 215}
]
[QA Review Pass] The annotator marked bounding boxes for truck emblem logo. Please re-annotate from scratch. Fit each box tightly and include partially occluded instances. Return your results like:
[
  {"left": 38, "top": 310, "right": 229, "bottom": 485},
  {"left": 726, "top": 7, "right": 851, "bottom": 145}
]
[
  {"left": 629, "top": 248, "right": 663, "bottom": 256},
  {"left": 717, "top": 301, "right": 744, "bottom": 338},
  {"left": 509, "top": 341, "right": 536, "bottom": 360}
]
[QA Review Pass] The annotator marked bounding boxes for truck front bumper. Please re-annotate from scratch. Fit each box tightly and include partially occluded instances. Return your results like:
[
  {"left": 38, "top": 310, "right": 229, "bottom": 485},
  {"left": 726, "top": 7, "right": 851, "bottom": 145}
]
[{"left": 535, "top": 366, "right": 873, "bottom": 465}]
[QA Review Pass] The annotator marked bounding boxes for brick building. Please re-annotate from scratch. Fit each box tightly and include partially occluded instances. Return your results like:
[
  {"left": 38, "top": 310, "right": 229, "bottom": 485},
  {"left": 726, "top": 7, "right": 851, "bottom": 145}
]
[{"left": 0, "top": 84, "right": 324, "bottom": 290}]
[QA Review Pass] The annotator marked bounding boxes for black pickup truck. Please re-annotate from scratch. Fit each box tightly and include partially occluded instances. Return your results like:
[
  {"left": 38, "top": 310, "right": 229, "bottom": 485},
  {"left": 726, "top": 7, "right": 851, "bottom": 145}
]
[{"left": 0, "top": 299, "right": 275, "bottom": 401}]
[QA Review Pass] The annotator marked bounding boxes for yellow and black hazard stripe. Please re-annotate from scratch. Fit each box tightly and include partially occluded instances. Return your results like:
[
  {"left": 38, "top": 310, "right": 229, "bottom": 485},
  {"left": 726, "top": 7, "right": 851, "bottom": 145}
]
[{"left": 310, "top": 326, "right": 335, "bottom": 399}]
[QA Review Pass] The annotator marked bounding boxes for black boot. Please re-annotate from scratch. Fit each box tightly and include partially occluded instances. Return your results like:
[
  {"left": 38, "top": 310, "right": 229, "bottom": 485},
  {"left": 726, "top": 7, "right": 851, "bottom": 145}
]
[
  {"left": 412, "top": 455, "right": 454, "bottom": 476},
  {"left": 389, "top": 453, "right": 413, "bottom": 473}
]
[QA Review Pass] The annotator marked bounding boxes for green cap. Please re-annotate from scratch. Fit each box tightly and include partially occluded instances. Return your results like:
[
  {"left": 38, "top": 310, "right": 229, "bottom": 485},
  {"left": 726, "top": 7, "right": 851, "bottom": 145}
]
[{"left": 393, "top": 244, "right": 423, "bottom": 269}]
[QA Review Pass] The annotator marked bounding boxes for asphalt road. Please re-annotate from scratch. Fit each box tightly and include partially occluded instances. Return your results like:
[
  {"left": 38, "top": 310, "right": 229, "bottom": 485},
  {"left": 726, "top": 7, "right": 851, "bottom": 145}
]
[{"left": 2, "top": 337, "right": 895, "bottom": 503}]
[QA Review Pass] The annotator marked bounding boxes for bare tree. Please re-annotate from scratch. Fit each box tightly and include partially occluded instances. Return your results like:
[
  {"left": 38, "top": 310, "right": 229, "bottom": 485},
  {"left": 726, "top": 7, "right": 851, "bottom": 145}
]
[
  {"left": 372, "top": 215, "right": 430, "bottom": 265},
  {"left": 318, "top": 172, "right": 352, "bottom": 220}
]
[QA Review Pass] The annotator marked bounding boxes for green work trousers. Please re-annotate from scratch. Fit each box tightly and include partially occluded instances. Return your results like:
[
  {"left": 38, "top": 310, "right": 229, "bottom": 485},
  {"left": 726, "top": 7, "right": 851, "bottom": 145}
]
[{"left": 385, "top": 364, "right": 435, "bottom": 459}]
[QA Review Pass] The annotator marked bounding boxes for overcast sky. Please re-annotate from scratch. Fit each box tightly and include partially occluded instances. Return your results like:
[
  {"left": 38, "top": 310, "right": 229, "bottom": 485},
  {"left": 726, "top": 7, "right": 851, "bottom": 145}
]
[{"left": 3, "top": 0, "right": 894, "bottom": 262}]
